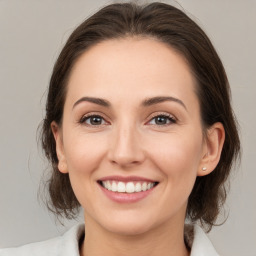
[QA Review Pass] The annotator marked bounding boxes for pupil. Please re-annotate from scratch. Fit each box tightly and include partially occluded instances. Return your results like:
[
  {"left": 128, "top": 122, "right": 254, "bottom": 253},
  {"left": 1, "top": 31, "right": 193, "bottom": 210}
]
[
  {"left": 156, "top": 116, "right": 167, "bottom": 124},
  {"left": 91, "top": 116, "right": 102, "bottom": 125}
]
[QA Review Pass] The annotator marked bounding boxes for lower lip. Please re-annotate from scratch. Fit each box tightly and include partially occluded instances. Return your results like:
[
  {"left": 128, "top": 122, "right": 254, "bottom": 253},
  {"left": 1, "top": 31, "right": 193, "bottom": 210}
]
[{"left": 99, "top": 184, "right": 156, "bottom": 203}]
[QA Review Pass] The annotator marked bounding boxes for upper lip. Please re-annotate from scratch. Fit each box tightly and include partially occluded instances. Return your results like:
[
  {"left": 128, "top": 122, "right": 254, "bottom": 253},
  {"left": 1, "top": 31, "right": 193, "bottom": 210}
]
[{"left": 98, "top": 175, "right": 157, "bottom": 182}]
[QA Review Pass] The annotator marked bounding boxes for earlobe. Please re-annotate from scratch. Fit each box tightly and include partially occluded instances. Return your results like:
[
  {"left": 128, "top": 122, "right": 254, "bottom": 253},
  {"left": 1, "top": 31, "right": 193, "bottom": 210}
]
[
  {"left": 198, "top": 122, "right": 225, "bottom": 177},
  {"left": 51, "top": 121, "right": 68, "bottom": 174}
]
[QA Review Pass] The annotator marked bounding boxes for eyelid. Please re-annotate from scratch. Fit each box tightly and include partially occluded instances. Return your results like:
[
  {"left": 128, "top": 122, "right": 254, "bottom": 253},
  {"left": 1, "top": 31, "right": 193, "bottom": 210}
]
[
  {"left": 78, "top": 111, "right": 177, "bottom": 127},
  {"left": 146, "top": 112, "right": 177, "bottom": 125},
  {"left": 79, "top": 112, "right": 110, "bottom": 126}
]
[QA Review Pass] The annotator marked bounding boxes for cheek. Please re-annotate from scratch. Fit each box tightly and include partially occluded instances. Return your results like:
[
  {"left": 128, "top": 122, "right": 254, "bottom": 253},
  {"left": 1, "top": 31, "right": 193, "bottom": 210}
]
[
  {"left": 63, "top": 132, "right": 108, "bottom": 175},
  {"left": 63, "top": 133, "right": 109, "bottom": 207},
  {"left": 148, "top": 132, "right": 203, "bottom": 185}
]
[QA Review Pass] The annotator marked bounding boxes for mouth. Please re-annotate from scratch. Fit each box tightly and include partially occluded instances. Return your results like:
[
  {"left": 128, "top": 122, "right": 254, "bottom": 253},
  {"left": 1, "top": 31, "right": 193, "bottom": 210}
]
[
  {"left": 97, "top": 176, "right": 159, "bottom": 203},
  {"left": 98, "top": 179, "right": 159, "bottom": 193}
]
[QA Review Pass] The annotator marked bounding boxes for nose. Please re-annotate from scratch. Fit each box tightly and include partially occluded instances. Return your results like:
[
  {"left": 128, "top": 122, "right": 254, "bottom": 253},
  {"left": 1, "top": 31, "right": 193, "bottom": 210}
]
[{"left": 107, "top": 124, "right": 145, "bottom": 167}]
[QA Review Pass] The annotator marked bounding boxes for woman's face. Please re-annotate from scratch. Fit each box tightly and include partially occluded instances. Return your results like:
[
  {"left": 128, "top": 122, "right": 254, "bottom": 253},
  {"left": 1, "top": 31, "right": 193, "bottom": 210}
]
[{"left": 53, "top": 38, "right": 209, "bottom": 235}]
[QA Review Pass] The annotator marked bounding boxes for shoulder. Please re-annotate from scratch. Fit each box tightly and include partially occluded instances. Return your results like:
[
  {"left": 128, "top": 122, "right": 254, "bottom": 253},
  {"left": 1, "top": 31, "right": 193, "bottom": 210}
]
[
  {"left": 185, "top": 224, "right": 220, "bottom": 256},
  {"left": 0, "top": 223, "right": 85, "bottom": 256}
]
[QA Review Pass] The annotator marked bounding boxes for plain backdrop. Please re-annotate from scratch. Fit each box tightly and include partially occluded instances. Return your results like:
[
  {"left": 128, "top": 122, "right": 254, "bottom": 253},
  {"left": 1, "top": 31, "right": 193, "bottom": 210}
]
[{"left": 0, "top": 1, "right": 255, "bottom": 255}]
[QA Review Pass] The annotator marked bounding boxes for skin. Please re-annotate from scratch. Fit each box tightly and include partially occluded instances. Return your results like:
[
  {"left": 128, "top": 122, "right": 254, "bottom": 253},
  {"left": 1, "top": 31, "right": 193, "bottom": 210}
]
[{"left": 52, "top": 37, "right": 225, "bottom": 256}]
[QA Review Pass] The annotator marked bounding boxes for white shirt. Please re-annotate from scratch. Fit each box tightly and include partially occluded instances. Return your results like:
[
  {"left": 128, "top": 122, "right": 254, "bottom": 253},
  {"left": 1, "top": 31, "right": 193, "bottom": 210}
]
[{"left": 0, "top": 224, "right": 219, "bottom": 256}]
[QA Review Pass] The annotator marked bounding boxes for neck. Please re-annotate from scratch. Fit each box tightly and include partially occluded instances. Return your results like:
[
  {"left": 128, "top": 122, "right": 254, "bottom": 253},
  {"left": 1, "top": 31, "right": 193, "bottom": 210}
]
[{"left": 80, "top": 214, "right": 189, "bottom": 256}]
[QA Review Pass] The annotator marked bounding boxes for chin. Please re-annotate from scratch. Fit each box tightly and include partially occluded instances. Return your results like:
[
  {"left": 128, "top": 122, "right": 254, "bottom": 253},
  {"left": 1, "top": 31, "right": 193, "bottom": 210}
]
[
  {"left": 104, "top": 219, "right": 155, "bottom": 236},
  {"left": 91, "top": 209, "right": 164, "bottom": 236}
]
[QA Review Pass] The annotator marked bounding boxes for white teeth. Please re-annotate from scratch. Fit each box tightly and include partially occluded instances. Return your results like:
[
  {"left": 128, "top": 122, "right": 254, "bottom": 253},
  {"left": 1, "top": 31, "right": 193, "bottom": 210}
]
[
  {"left": 112, "top": 181, "right": 117, "bottom": 192},
  {"left": 142, "top": 182, "right": 147, "bottom": 191},
  {"left": 106, "top": 181, "right": 111, "bottom": 190},
  {"left": 103, "top": 181, "right": 108, "bottom": 189},
  {"left": 135, "top": 183, "right": 141, "bottom": 192},
  {"left": 126, "top": 182, "right": 135, "bottom": 193},
  {"left": 117, "top": 182, "right": 126, "bottom": 192},
  {"left": 101, "top": 180, "right": 156, "bottom": 193}
]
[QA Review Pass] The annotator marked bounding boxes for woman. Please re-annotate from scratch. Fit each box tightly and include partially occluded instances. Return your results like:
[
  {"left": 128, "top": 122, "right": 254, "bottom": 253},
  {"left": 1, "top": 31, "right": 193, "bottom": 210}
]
[{"left": 0, "top": 2, "right": 240, "bottom": 256}]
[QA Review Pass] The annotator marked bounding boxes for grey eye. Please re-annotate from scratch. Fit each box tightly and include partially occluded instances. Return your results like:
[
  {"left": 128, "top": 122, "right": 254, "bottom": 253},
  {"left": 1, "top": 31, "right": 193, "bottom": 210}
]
[{"left": 149, "top": 115, "right": 176, "bottom": 125}]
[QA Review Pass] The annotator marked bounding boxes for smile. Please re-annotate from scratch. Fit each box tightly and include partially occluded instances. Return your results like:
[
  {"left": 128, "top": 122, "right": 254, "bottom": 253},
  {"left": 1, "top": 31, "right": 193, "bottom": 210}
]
[
  {"left": 100, "top": 180, "right": 158, "bottom": 193},
  {"left": 98, "top": 176, "right": 159, "bottom": 203}
]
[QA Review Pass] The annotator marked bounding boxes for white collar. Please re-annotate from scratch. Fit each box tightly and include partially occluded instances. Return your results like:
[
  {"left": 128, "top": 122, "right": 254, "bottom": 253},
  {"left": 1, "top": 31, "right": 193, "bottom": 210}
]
[
  {"left": 62, "top": 223, "right": 219, "bottom": 256},
  {"left": 184, "top": 224, "right": 219, "bottom": 256},
  {"left": 0, "top": 223, "right": 219, "bottom": 256}
]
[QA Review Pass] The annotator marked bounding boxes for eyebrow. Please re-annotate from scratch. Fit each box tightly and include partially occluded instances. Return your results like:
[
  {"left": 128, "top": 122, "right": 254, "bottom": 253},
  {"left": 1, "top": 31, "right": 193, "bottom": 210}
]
[
  {"left": 73, "top": 97, "right": 111, "bottom": 109},
  {"left": 73, "top": 96, "right": 187, "bottom": 110},
  {"left": 142, "top": 96, "right": 187, "bottom": 110}
]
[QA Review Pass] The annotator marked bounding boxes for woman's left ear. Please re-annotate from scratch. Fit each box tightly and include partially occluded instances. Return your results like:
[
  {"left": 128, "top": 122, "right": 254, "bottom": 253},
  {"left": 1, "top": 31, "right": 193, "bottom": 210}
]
[{"left": 198, "top": 122, "right": 225, "bottom": 177}]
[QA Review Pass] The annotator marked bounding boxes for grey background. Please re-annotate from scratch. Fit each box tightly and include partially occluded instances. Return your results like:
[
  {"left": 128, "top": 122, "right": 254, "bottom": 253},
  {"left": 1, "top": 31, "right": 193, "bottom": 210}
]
[{"left": 0, "top": 1, "right": 255, "bottom": 255}]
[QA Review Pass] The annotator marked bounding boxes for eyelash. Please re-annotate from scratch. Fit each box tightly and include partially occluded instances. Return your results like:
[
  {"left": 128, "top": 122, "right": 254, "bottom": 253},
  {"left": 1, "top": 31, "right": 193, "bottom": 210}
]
[
  {"left": 79, "top": 113, "right": 177, "bottom": 127},
  {"left": 147, "top": 113, "right": 177, "bottom": 126},
  {"left": 79, "top": 113, "right": 108, "bottom": 126}
]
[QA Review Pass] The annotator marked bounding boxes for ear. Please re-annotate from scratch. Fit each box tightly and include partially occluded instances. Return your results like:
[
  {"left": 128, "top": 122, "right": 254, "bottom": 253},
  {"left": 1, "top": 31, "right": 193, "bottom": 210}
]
[
  {"left": 198, "top": 122, "right": 225, "bottom": 177},
  {"left": 51, "top": 121, "right": 68, "bottom": 173}
]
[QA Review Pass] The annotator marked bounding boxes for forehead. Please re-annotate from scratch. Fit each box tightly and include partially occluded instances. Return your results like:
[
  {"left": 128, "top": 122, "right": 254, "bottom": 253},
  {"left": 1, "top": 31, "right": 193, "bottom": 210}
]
[{"left": 65, "top": 37, "right": 198, "bottom": 109}]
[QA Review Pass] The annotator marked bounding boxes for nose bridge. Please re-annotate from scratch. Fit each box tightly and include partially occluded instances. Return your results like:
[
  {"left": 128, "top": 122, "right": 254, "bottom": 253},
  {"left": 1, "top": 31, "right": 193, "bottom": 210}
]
[{"left": 108, "top": 118, "right": 144, "bottom": 166}]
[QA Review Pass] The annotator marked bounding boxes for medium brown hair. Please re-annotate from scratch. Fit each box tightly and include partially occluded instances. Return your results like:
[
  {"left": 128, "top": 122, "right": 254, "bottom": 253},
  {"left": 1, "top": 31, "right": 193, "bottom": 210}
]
[{"left": 40, "top": 1, "right": 240, "bottom": 231}]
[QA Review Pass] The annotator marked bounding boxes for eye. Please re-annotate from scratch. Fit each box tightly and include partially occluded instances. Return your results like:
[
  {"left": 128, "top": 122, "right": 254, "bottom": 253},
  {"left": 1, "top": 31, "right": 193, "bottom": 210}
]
[
  {"left": 80, "top": 114, "right": 107, "bottom": 126},
  {"left": 148, "top": 114, "right": 176, "bottom": 126}
]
